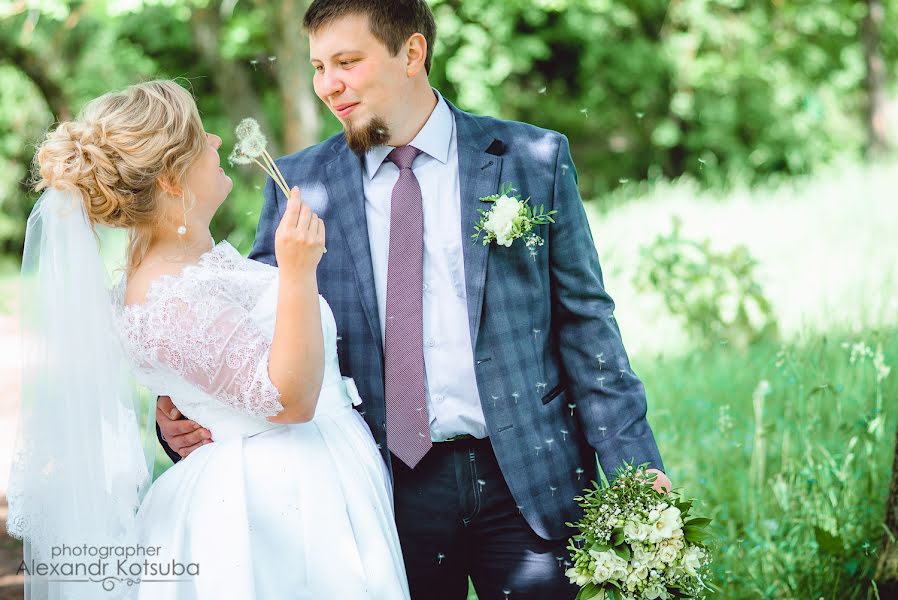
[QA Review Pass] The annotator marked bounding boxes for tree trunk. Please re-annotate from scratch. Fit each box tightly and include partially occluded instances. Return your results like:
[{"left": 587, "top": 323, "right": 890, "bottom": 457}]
[
  {"left": 875, "top": 422, "right": 898, "bottom": 594},
  {"left": 861, "top": 0, "right": 890, "bottom": 157},
  {"left": 191, "top": 3, "right": 280, "bottom": 156},
  {"left": 275, "top": 0, "right": 321, "bottom": 153}
]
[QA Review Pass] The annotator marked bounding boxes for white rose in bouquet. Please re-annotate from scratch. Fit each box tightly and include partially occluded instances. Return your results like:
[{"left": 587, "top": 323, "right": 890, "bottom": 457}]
[
  {"left": 649, "top": 505, "right": 682, "bottom": 543},
  {"left": 656, "top": 540, "right": 679, "bottom": 565}
]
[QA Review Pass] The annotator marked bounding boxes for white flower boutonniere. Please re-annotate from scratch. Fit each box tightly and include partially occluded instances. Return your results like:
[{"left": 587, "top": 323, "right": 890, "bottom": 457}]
[{"left": 471, "top": 182, "right": 557, "bottom": 248}]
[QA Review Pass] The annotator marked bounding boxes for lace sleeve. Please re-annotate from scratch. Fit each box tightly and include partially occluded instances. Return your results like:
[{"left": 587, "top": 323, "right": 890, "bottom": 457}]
[{"left": 124, "top": 277, "right": 284, "bottom": 418}]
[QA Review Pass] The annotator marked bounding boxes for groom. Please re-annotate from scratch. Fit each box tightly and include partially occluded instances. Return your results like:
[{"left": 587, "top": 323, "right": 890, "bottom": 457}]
[{"left": 158, "top": 0, "right": 670, "bottom": 597}]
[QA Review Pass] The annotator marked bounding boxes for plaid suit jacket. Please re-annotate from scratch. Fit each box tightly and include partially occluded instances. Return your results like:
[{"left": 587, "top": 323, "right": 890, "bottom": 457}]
[{"left": 246, "top": 98, "right": 664, "bottom": 540}]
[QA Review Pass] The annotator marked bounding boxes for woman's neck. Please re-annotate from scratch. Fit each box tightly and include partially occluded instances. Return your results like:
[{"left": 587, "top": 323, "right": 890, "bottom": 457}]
[{"left": 148, "top": 224, "right": 215, "bottom": 263}]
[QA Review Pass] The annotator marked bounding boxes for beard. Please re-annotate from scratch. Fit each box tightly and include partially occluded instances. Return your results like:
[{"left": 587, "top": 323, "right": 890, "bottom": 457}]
[{"left": 344, "top": 115, "right": 391, "bottom": 155}]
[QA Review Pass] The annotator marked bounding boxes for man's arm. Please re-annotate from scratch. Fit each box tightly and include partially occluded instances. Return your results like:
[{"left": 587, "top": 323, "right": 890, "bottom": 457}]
[
  {"left": 248, "top": 175, "right": 281, "bottom": 267},
  {"left": 548, "top": 134, "right": 665, "bottom": 480}
]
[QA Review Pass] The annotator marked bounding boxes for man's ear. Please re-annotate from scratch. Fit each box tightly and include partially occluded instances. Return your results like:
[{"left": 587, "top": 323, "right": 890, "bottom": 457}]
[{"left": 405, "top": 33, "right": 428, "bottom": 78}]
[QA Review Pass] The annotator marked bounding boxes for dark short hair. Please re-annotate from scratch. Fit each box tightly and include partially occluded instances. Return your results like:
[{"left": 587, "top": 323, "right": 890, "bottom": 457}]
[{"left": 303, "top": 0, "right": 437, "bottom": 74}]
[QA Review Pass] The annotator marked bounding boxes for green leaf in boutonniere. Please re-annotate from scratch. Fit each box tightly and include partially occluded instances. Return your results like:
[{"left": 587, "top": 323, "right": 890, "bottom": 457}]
[{"left": 471, "top": 182, "right": 557, "bottom": 248}]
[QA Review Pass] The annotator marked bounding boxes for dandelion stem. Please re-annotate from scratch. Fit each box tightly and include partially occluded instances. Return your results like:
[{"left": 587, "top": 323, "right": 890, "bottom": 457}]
[
  {"left": 252, "top": 157, "right": 290, "bottom": 198},
  {"left": 262, "top": 150, "right": 290, "bottom": 196}
]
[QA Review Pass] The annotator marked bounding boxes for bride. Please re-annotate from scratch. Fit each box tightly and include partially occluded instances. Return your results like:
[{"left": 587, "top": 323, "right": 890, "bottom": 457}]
[{"left": 6, "top": 80, "right": 410, "bottom": 599}]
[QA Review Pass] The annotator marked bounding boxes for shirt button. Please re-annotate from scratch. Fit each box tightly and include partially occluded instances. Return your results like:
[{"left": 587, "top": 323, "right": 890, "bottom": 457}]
[
  {"left": 427, "top": 338, "right": 436, "bottom": 347},
  {"left": 423, "top": 283, "right": 429, "bottom": 292},
  {"left": 434, "top": 394, "right": 444, "bottom": 402}
]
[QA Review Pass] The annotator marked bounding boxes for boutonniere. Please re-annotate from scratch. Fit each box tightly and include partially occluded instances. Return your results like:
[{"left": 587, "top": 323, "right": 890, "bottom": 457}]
[{"left": 471, "top": 182, "right": 557, "bottom": 248}]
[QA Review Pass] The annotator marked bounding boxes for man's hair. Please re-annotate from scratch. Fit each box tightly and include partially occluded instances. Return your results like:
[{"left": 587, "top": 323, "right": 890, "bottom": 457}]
[{"left": 303, "top": 0, "right": 437, "bottom": 74}]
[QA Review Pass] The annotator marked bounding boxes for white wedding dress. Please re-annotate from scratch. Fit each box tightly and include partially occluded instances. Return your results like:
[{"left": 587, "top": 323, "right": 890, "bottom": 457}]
[{"left": 110, "top": 240, "right": 410, "bottom": 600}]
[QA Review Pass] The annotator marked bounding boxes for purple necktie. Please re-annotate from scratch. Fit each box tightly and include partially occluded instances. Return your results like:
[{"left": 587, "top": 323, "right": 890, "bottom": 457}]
[{"left": 384, "top": 145, "right": 431, "bottom": 469}]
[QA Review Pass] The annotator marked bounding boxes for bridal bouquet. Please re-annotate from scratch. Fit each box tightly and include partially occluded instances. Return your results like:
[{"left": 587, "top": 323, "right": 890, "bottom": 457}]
[{"left": 565, "top": 464, "right": 715, "bottom": 600}]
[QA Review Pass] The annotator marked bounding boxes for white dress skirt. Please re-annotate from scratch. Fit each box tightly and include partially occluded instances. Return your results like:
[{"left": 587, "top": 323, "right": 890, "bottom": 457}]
[{"left": 111, "top": 241, "right": 410, "bottom": 600}]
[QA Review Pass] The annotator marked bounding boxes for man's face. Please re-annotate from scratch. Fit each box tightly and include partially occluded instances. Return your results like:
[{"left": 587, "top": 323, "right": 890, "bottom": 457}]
[{"left": 309, "top": 13, "right": 407, "bottom": 153}]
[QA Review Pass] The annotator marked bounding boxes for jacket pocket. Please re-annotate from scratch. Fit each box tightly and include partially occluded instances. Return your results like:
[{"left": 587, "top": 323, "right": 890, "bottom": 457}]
[{"left": 541, "top": 383, "right": 567, "bottom": 405}]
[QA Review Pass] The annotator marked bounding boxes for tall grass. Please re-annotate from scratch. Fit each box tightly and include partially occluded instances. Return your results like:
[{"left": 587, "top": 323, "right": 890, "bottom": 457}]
[{"left": 636, "top": 328, "right": 895, "bottom": 598}]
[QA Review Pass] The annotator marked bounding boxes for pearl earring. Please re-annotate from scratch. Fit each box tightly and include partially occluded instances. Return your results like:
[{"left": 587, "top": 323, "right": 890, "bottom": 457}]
[{"left": 177, "top": 193, "right": 188, "bottom": 236}]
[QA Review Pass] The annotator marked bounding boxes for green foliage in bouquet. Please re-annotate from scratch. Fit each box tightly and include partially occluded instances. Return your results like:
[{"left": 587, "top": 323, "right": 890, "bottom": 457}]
[{"left": 565, "top": 463, "right": 716, "bottom": 600}]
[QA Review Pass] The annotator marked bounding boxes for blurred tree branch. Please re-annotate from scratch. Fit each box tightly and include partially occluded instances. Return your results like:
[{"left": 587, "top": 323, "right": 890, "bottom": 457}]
[
  {"left": 272, "top": 0, "right": 321, "bottom": 152},
  {"left": 0, "top": 33, "right": 71, "bottom": 120},
  {"left": 862, "top": 0, "right": 891, "bottom": 157},
  {"left": 191, "top": 1, "right": 280, "bottom": 156}
]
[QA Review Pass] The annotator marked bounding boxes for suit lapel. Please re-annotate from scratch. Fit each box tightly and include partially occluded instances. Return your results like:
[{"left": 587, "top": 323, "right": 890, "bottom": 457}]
[
  {"left": 323, "top": 144, "right": 383, "bottom": 356},
  {"left": 451, "top": 104, "right": 502, "bottom": 349}
]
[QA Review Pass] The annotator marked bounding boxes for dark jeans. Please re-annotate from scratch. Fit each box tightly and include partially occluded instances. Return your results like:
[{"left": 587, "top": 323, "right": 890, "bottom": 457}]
[{"left": 391, "top": 436, "right": 578, "bottom": 600}]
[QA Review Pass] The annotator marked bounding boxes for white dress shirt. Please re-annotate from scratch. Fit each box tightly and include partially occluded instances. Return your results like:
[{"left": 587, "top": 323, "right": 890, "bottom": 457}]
[{"left": 362, "top": 91, "right": 487, "bottom": 441}]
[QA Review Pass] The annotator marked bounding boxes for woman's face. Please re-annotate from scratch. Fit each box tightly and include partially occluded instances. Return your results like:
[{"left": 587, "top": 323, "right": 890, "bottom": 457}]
[{"left": 182, "top": 132, "right": 232, "bottom": 220}]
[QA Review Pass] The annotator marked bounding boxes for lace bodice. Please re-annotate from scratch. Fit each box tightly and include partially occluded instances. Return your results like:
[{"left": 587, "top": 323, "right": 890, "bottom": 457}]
[{"left": 112, "top": 241, "right": 350, "bottom": 440}]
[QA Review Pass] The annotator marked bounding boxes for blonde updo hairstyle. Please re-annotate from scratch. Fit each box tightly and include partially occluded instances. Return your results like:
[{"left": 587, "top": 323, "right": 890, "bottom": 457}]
[{"left": 34, "top": 80, "right": 207, "bottom": 275}]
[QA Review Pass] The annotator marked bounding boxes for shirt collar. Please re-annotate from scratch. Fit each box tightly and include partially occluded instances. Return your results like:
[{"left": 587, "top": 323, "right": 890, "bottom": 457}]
[{"left": 364, "top": 89, "right": 453, "bottom": 180}]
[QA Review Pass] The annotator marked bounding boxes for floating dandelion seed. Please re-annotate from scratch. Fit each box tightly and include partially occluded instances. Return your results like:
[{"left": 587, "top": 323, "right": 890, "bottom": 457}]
[
  {"left": 636, "top": 111, "right": 645, "bottom": 120},
  {"left": 619, "top": 178, "right": 629, "bottom": 184},
  {"left": 436, "top": 553, "right": 446, "bottom": 565},
  {"left": 516, "top": 504, "right": 524, "bottom": 514},
  {"left": 545, "top": 438, "right": 554, "bottom": 451},
  {"left": 503, "top": 589, "right": 512, "bottom": 599},
  {"left": 549, "top": 485, "right": 558, "bottom": 496},
  {"left": 477, "top": 479, "right": 486, "bottom": 490},
  {"left": 598, "top": 426, "right": 607, "bottom": 436},
  {"left": 534, "top": 445, "right": 542, "bottom": 456},
  {"left": 539, "top": 86, "right": 547, "bottom": 94},
  {"left": 575, "top": 467, "right": 584, "bottom": 480},
  {"left": 579, "top": 107, "right": 588, "bottom": 117},
  {"left": 560, "top": 428, "right": 568, "bottom": 441},
  {"left": 268, "top": 56, "right": 277, "bottom": 62},
  {"left": 512, "top": 392, "right": 520, "bottom": 404},
  {"left": 568, "top": 403, "right": 576, "bottom": 416},
  {"left": 249, "top": 59, "right": 259, "bottom": 69},
  {"left": 535, "top": 381, "right": 547, "bottom": 393}
]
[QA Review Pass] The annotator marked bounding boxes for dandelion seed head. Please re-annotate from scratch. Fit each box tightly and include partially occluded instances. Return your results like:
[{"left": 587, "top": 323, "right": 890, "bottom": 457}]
[
  {"left": 235, "top": 118, "right": 262, "bottom": 141},
  {"left": 228, "top": 147, "right": 252, "bottom": 166},
  {"left": 239, "top": 132, "right": 268, "bottom": 159}
]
